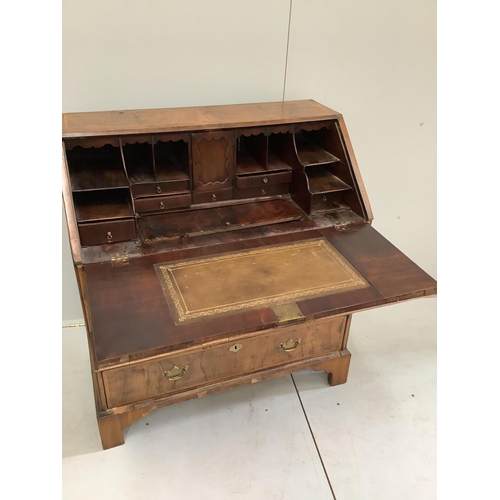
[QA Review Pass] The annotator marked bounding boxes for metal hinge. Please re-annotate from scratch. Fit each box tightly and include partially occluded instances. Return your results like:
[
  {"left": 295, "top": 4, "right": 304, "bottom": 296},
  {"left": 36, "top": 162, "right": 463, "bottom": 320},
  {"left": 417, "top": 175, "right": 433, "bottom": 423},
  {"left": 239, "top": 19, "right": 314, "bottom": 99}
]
[
  {"left": 110, "top": 252, "right": 129, "bottom": 267},
  {"left": 331, "top": 219, "right": 354, "bottom": 231},
  {"left": 324, "top": 212, "right": 360, "bottom": 231},
  {"left": 271, "top": 303, "right": 305, "bottom": 326}
]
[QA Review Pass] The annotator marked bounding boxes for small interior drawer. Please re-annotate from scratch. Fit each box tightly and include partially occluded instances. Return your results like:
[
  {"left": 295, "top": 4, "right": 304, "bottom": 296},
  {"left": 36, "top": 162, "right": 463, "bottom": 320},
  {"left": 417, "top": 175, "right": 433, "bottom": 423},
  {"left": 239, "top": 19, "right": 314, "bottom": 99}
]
[
  {"left": 192, "top": 189, "right": 233, "bottom": 204},
  {"left": 102, "top": 315, "right": 347, "bottom": 408},
  {"left": 311, "top": 191, "right": 343, "bottom": 212},
  {"left": 236, "top": 171, "right": 292, "bottom": 189},
  {"left": 131, "top": 180, "right": 190, "bottom": 198},
  {"left": 236, "top": 183, "right": 289, "bottom": 200},
  {"left": 134, "top": 193, "right": 191, "bottom": 214},
  {"left": 78, "top": 219, "right": 136, "bottom": 246}
]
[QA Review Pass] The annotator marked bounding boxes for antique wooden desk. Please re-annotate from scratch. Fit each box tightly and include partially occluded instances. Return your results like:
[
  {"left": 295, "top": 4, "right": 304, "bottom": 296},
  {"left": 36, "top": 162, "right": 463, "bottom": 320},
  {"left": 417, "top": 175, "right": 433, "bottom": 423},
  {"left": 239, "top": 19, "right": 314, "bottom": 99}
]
[{"left": 62, "top": 100, "right": 436, "bottom": 449}]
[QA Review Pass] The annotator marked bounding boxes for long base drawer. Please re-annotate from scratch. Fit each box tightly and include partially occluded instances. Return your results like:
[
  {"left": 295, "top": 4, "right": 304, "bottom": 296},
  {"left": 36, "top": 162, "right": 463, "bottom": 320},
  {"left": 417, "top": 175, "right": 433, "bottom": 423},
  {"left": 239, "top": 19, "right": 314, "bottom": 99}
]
[{"left": 102, "top": 315, "right": 347, "bottom": 408}]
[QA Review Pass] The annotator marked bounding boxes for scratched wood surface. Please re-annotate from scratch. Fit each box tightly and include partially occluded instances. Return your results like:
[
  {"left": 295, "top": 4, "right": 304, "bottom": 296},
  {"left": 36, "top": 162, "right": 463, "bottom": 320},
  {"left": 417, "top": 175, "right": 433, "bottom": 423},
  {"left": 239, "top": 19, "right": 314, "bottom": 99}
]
[
  {"left": 102, "top": 316, "right": 346, "bottom": 408},
  {"left": 62, "top": 100, "right": 339, "bottom": 138},
  {"left": 62, "top": 100, "right": 435, "bottom": 450},
  {"left": 84, "top": 224, "right": 436, "bottom": 367}
]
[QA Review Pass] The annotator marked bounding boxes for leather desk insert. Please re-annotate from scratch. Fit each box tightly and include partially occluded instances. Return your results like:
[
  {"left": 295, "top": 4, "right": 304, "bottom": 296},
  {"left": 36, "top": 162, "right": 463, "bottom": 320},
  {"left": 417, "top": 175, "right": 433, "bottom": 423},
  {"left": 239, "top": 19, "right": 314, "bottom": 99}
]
[
  {"left": 102, "top": 316, "right": 346, "bottom": 408},
  {"left": 62, "top": 100, "right": 437, "bottom": 449},
  {"left": 155, "top": 238, "right": 368, "bottom": 323}
]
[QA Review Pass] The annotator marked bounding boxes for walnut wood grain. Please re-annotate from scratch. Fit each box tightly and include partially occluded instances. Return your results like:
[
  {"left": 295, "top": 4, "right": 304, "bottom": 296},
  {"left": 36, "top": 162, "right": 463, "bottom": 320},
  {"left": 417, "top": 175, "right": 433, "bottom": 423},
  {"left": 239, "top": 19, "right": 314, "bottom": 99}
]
[
  {"left": 84, "top": 224, "right": 435, "bottom": 366},
  {"left": 192, "top": 131, "right": 234, "bottom": 193},
  {"left": 62, "top": 100, "right": 340, "bottom": 138},
  {"left": 137, "top": 199, "right": 302, "bottom": 242},
  {"left": 96, "top": 348, "right": 350, "bottom": 449},
  {"left": 66, "top": 145, "right": 129, "bottom": 192},
  {"left": 295, "top": 134, "right": 341, "bottom": 166},
  {"left": 98, "top": 408, "right": 150, "bottom": 449},
  {"left": 73, "top": 191, "right": 134, "bottom": 222},
  {"left": 61, "top": 100, "right": 435, "bottom": 451},
  {"left": 324, "top": 224, "right": 436, "bottom": 299},
  {"left": 336, "top": 117, "right": 373, "bottom": 221},
  {"left": 192, "top": 188, "right": 233, "bottom": 205},
  {"left": 235, "top": 184, "right": 289, "bottom": 199},
  {"left": 102, "top": 316, "right": 346, "bottom": 407},
  {"left": 62, "top": 144, "right": 82, "bottom": 264},
  {"left": 130, "top": 179, "right": 190, "bottom": 198},
  {"left": 280, "top": 132, "right": 312, "bottom": 214},
  {"left": 311, "top": 192, "right": 344, "bottom": 213},
  {"left": 236, "top": 171, "right": 292, "bottom": 189},
  {"left": 236, "top": 150, "right": 266, "bottom": 175},
  {"left": 267, "top": 151, "right": 292, "bottom": 172},
  {"left": 307, "top": 166, "right": 352, "bottom": 194},
  {"left": 78, "top": 219, "right": 136, "bottom": 247},
  {"left": 312, "top": 349, "right": 351, "bottom": 386},
  {"left": 134, "top": 193, "right": 191, "bottom": 214}
]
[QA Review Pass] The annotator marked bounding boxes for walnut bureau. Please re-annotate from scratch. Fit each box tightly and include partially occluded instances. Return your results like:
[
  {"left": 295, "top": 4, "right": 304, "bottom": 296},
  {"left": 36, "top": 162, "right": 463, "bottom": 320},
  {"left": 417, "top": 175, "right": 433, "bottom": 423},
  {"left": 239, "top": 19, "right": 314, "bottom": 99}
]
[{"left": 62, "top": 100, "right": 437, "bottom": 449}]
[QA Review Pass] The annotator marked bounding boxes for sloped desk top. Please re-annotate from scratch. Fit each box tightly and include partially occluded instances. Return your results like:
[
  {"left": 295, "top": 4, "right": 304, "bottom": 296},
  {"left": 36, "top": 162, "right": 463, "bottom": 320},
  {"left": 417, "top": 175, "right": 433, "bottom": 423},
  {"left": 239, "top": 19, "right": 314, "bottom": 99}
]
[{"left": 155, "top": 238, "right": 368, "bottom": 323}]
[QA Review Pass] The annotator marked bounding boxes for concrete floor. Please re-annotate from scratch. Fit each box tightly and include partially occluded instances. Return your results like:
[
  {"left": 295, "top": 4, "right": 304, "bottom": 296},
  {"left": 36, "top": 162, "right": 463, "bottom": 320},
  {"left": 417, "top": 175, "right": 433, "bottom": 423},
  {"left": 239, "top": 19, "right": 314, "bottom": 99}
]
[{"left": 62, "top": 298, "right": 436, "bottom": 500}]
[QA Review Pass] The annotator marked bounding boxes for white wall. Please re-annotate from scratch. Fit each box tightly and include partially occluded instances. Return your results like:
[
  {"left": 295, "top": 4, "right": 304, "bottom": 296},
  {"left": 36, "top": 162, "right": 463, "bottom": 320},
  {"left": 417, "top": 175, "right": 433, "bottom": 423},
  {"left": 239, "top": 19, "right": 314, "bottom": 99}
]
[{"left": 62, "top": 0, "right": 436, "bottom": 321}]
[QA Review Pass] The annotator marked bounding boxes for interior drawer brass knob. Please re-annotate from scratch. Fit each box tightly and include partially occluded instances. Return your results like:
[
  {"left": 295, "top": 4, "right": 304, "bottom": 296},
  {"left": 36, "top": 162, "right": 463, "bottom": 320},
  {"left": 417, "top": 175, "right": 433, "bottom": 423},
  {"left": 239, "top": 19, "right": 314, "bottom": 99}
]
[
  {"left": 106, "top": 232, "right": 113, "bottom": 241},
  {"left": 212, "top": 194, "right": 217, "bottom": 201},
  {"left": 263, "top": 177, "right": 268, "bottom": 183},
  {"left": 322, "top": 195, "right": 327, "bottom": 202},
  {"left": 163, "top": 365, "right": 189, "bottom": 381},
  {"left": 159, "top": 201, "right": 165, "bottom": 209},
  {"left": 261, "top": 189, "right": 266, "bottom": 195},
  {"left": 280, "top": 338, "right": 301, "bottom": 352},
  {"left": 157, "top": 186, "right": 162, "bottom": 194}
]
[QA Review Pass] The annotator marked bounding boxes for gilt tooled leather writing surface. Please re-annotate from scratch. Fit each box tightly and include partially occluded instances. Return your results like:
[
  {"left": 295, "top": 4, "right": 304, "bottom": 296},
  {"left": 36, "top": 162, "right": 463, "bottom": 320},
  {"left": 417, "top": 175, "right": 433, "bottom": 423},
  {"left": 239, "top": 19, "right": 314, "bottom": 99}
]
[{"left": 155, "top": 238, "right": 368, "bottom": 324}]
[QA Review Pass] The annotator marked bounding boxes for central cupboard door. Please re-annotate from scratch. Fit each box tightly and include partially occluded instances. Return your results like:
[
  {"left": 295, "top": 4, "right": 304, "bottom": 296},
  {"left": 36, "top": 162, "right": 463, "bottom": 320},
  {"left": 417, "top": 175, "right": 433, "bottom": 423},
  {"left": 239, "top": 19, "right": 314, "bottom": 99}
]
[{"left": 192, "top": 131, "right": 234, "bottom": 196}]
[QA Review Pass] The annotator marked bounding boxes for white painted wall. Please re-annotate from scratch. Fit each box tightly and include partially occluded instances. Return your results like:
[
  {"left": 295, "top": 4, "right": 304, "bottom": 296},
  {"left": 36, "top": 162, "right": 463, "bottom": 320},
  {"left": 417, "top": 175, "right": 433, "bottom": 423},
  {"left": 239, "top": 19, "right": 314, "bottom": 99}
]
[{"left": 62, "top": 0, "right": 436, "bottom": 321}]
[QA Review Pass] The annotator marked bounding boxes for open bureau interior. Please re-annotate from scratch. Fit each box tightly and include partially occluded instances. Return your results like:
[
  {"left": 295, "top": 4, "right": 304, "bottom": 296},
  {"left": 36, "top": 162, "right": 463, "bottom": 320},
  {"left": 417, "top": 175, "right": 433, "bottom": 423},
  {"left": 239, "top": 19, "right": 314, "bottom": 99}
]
[
  {"left": 64, "top": 116, "right": 369, "bottom": 253},
  {"left": 62, "top": 100, "right": 436, "bottom": 450}
]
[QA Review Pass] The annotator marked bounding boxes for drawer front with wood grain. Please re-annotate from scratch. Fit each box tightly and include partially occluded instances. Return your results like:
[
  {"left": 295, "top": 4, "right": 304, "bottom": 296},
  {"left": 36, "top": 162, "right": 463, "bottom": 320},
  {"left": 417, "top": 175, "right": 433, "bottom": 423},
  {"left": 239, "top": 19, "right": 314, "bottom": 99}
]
[
  {"left": 134, "top": 193, "right": 191, "bottom": 213},
  {"left": 78, "top": 219, "right": 136, "bottom": 246},
  {"left": 236, "top": 183, "right": 289, "bottom": 200},
  {"left": 102, "top": 315, "right": 347, "bottom": 408},
  {"left": 311, "top": 191, "right": 343, "bottom": 212},
  {"left": 131, "top": 180, "right": 190, "bottom": 198},
  {"left": 236, "top": 171, "right": 292, "bottom": 189},
  {"left": 192, "top": 188, "right": 233, "bottom": 204}
]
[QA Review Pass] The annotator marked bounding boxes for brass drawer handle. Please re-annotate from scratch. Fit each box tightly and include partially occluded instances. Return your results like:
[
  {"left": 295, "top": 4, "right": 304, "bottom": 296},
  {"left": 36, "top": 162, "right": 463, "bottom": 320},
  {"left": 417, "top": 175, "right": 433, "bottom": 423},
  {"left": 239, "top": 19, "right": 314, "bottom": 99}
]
[
  {"left": 261, "top": 189, "right": 266, "bottom": 195},
  {"left": 163, "top": 365, "right": 189, "bottom": 381},
  {"left": 157, "top": 186, "right": 162, "bottom": 194},
  {"left": 212, "top": 194, "right": 217, "bottom": 201},
  {"left": 106, "top": 231, "right": 113, "bottom": 241},
  {"left": 159, "top": 201, "right": 165, "bottom": 209},
  {"left": 322, "top": 195, "right": 327, "bottom": 202},
  {"left": 263, "top": 177, "right": 268, "bottom": 183},
  {"left": 280, "top": 338, "right": 301, "bottom": 352}
]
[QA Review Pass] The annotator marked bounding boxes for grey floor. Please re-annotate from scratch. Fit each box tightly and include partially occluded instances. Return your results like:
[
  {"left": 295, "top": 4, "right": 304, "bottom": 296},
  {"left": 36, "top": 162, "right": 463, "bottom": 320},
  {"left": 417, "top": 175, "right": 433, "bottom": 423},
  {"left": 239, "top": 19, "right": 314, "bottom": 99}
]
[{"left": 62, "top": 298, "right": 436, "bottom": 500}]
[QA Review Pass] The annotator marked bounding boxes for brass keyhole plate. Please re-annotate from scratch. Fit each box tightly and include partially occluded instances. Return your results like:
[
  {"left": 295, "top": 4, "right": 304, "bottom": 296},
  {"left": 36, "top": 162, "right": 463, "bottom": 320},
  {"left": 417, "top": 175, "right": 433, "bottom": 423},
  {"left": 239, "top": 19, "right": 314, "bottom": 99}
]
[{"left": 229, "top": 343, "right": 243, "bottom": 353}]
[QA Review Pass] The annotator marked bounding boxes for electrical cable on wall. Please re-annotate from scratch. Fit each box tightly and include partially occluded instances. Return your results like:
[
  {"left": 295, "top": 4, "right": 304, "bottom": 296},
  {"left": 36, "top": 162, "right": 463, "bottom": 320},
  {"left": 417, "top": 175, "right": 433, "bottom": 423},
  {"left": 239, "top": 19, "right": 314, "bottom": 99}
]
[{"left": 282, "top": 0, "right": 293, "bottom": 111}]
